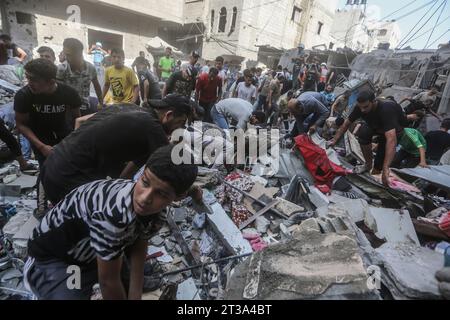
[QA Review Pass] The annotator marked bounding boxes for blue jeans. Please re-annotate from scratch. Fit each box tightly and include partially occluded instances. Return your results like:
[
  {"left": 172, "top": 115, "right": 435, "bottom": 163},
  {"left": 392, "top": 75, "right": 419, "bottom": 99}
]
[
  {"left": 211, "top": 105, "right": 229, "bottom": 129},
  {"left": 255, "top": 95, "right": 267, "bottom": 112}
]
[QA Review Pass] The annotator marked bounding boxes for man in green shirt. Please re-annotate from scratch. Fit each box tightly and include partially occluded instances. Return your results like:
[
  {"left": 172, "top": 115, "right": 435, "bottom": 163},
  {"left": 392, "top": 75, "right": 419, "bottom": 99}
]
[
  {"left": 391, "top": 128, "right": 428, "bottom": 169},
  {"left": 158, "top": 47, "right": 175, "bottom": 81}
]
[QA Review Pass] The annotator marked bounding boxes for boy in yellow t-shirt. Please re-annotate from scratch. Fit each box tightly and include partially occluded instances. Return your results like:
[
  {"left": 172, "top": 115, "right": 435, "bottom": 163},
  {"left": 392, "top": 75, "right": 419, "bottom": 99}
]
[{"left": 103, "top": 48, "right": 139, "bottom": 105}]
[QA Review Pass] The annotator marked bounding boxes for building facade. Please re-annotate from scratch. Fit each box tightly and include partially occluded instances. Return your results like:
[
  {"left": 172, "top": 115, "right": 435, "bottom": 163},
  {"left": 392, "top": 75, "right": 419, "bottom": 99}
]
[
  {"left": 1, "top": 0, "right": 185, "bottom": 61},
  {"left": 185, "top": 0, "right": 338, "bottom": 63}
]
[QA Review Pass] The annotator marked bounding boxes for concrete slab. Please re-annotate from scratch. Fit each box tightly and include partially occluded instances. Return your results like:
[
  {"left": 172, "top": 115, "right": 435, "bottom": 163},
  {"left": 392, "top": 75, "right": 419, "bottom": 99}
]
[
  {"left": 176, "top": 278, "right": 201, "bottom": 300},
  {"left": 208, "top": 200, "right": 253, "bottom": 255},
  {"left": 226, "top": 229, "right": 380, "bottom": 300},
  {"left": 6, "top": 174, "right": 37, "bottom": 189},
  {"left": 374, "top": 242, "right": 444, "bottom": 299},
  {"left": 365, "top": 208, "right": 419, "bottom": 245}
]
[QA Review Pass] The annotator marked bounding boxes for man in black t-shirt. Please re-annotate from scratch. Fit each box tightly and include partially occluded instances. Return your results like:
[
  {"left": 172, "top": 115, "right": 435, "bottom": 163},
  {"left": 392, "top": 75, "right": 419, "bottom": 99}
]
[
  {"left": 162, "top": 64, "right": 195, "bottom": 98},
  {"left": 41, "top": 94, "right": 192, "bottom": 204},
  {"left": 329, "top": 91, "right": 408, "bottom": 187},
  {"left": 131, "top": 51, "right": 151, "bottom": 74},
  {"left": 425, "top": 118, "right": 450, "bottom": 164},
  {"left": 14, "top": 58, "right": 82, "bottom": 165},
  {"left": 139, "top": 69, "right": 162, "bottom": 103},
  {"left": 133, "top": 51, "right": 152, "bottom": 102}
]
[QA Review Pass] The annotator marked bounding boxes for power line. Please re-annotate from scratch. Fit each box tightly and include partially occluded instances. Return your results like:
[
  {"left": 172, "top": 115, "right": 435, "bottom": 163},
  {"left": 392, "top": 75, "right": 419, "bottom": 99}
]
[
  {"left": 395, "top": 0, "right": 438, "bottom": 20},
  {"left": 426, "top": 28, "right": 450, "bottom": 48},
  {"left": 424, "top": 0, "right": 447, "bottom": 48},
  {"left": 404, "top": 15, "right": 450, "bottom": 44},
  {"left": 398, "top": 0, "right": 448, "bottom": 49},
  {"left": 240, "top": 0, "right": 283, "bottom": 12},
  {"left": 382, "top": 0, "right": 420, "bottom": 20},
  {"left": 396, "top": 0, "right": 441, "bottom": 49},
  {"left": 333, "top": 0, "right": 436, "bottom": 43}
]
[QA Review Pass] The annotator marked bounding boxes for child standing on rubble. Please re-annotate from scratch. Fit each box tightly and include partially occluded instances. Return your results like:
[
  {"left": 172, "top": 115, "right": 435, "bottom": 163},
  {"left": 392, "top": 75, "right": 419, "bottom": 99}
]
[{"left": 24, "top": 145, "right": 198, "bottom": 300}]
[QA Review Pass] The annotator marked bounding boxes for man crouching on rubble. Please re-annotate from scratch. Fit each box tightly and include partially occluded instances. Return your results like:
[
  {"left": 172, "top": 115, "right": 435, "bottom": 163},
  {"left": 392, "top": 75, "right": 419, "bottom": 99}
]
[
  {"left": 328, "top": 91, "right": 409, "bottom": 187},
  {"left": 24, "top": 145, "right": 198, "bottom": 300}
]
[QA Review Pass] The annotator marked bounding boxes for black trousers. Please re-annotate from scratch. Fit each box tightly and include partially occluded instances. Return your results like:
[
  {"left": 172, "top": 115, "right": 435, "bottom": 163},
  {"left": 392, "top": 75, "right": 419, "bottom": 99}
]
[
  {"left": 25, "top": 259, "right": 98, "bottom": 300},
  {"left": 355, "top": 123, "right": 402, "bottom": 171},
  {"left": 0, "top": 118, "right": 22, "bottom": 158},
  {"left": 391, "top": 149, "right": 420, "bottom": 169},
  {"left": 199, "top": 101, "right": 215, "bottom": 123}
]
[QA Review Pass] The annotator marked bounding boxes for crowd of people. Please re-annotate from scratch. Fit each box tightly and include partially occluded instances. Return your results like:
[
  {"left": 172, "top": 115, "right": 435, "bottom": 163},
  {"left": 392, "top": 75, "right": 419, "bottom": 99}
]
[{"left": 0, "top": 33, "right": 449, "bottom": 300}]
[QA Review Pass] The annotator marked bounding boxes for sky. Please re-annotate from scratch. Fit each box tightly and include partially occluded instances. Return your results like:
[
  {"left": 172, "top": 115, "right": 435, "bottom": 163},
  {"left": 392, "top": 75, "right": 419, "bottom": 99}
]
[{"left": 337, "top": 0, "right": 450, "bottom": 49}]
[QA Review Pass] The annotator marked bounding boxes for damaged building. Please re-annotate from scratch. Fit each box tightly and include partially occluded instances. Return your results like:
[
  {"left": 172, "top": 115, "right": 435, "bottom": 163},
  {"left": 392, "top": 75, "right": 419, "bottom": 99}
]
[{"left": 0, "top": 0, "right": 188, "bottom": 61}]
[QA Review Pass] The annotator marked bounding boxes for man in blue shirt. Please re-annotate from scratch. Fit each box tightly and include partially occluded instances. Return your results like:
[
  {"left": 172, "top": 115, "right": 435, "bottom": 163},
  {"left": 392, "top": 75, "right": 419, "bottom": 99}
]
[
  {"left": 320, "top": 84, "right": 336, "bottom": 107},
  {"left": 88, "top": 42, "right": 107, "bottom": 73},
  {"left": 286, "top": 91, "right": 330, "bottom": 138}
]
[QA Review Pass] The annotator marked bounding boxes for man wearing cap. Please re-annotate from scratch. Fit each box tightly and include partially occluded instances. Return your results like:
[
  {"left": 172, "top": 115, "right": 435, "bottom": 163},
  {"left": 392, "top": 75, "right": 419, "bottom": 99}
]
[
  {"left": 162, "top": 63, "right": 195, "bottom": 98},
  {"left": 40, "top": 94, "right": 192, "bottom": 204}
]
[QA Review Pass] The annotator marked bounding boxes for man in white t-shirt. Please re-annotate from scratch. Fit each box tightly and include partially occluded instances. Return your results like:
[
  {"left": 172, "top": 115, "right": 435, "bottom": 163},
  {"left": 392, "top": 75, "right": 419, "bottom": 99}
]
[{"left": 235, "top": 72, "right": 257, "bottom": 104}]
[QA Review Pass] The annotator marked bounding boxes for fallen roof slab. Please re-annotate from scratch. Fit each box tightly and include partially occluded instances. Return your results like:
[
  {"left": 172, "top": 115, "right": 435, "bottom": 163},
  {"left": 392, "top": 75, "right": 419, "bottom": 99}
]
[
  {"left": 225, "top": 229, "right": 380, "bottom": 300},
  {"left": 392, "top": 166, "right": 450, "bottom": 191},
  {"left": 373, "top": 242, "right": 444, "bottom": 299}
]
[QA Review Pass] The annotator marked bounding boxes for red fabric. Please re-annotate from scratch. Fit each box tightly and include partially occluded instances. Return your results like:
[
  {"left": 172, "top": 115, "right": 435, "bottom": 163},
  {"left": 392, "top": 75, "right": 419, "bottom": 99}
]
[
  {"left": 294, "top": 134, "right": 347, "bottom": 191},
  {"left": 195, "top": 73, "right": 222, "bottom": 103},
  {"left": 439, "top": 213, "right": 450, "bottom": 237}
]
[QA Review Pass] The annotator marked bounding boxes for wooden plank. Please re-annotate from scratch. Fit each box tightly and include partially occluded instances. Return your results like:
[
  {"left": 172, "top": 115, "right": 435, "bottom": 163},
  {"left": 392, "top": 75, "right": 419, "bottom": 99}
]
[{"left": 239, "top": 199, "right": 280, "bottom": 230}]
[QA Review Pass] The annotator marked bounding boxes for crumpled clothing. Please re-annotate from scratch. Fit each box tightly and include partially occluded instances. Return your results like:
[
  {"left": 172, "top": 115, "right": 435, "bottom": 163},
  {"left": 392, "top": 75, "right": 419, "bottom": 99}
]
[
  {"left": 243, "top": 234, "right": 268, "bottom": 252},
  {"left": 232, "top": 204, "right": 250, "bottom": 226},
  {"left": 214, "top": 172, "right": 254, "bottom": 206}
]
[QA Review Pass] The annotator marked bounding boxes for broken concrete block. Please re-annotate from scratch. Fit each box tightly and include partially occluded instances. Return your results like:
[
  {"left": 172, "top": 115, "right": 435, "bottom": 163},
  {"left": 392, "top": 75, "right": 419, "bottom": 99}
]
[
  {"left": 150, "top": 235, "right": 165, "bottom": 247},
  {"left": 200, "top": 230, "right": 214, "bottom": 256},
  {"left": 3, "top": 174, "right": 17, "bottom": 184},
  {"left": 365, "top": 208, "right": 419, "bottom": 245},
  {"left": 243, "top": 183, "right": 279, "bottom": 215},
  {"left": 172, "top": 208, "right": 187, "bottom": 223},
  {"left": 2, "top": 212, "right": 32, "bottom": 240},
  {"left": 192, "top": 212, "right": 206, "bottom": 229},
  {"left": 181, "top": 231, "right": 192, "bottom": 240},
  {"left": 207, "top": 201, "right": 253, "bottom": 255},
  {"left": 279, "top": 223, "right": 290, "bottom": 237},
  {"left": 226, "top": 230, "right": 379, "bottom": 300},
  {"left": 317, "top": 199, "right": 370, "bottom": 223},
  {"left": 191, "top": 229, "right": 201, "bottom": 239},
  {"left": 6, "top": 174, "right": 37, "bottom": 189},
  {"left": 274, "top": 197, "right": 304, "bottom": 217},
  {"left": 374, "top": 242, "right": 444, "bottom": 299},
  {"left": 165, "top": 239, "right": 176, "bottom": 252},
  {"left": 292, "top": 218, "right": 321, "bottom": 238},
  {"left": 255, "top": 216, "right": 270, "bottom": 234},
  {"left": 269, "top": 219, "right": 282, "bottom": 233},
  {"left": 308, "top": 186, "right": 330, "bottom": 208},
  {"left": 176, "top": 278, "right": 201, "bottom": 300}
]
